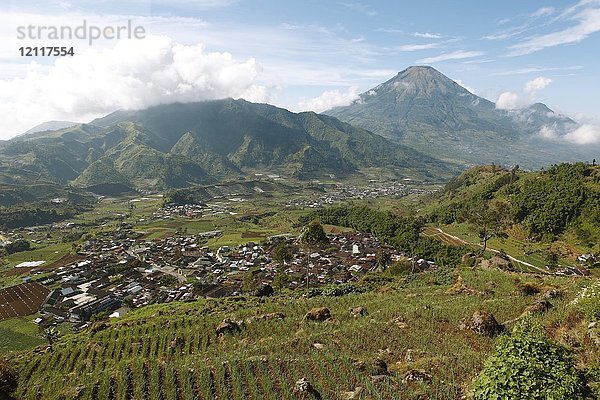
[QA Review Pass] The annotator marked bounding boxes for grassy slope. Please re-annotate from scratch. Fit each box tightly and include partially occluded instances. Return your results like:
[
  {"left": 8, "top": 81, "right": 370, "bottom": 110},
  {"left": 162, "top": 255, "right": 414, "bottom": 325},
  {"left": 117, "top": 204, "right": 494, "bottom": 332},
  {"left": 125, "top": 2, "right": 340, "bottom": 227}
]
[
  {"left": 9, "top": 268, "right": 594, "bottom": 400},
  {"left": 419, "top": 164, "right": 600, "bottom": 267}
]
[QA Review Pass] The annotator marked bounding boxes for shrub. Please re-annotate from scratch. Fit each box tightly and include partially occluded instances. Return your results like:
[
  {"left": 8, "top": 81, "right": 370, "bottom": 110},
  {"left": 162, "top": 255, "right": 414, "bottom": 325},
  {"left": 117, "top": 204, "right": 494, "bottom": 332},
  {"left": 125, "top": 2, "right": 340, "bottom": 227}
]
[
  {"left": 570, "top": 280, "right": 600, "bottom": 319},
  {"left": 0, "top": 359, "right": 18, "bottom": 398},
  {"left": 471, "top": 319, "right": 585, "bottom": 400}
]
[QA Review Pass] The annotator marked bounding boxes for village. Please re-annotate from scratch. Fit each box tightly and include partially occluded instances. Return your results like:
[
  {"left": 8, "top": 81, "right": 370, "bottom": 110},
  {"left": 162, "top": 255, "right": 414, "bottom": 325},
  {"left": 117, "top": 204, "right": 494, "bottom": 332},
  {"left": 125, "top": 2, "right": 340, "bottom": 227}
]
[
  {"left": 3, "top": 224, "right": 414, "bottom": 331},
  {"left": 285, "top": 180, "right": 432, "bottom": 208}
]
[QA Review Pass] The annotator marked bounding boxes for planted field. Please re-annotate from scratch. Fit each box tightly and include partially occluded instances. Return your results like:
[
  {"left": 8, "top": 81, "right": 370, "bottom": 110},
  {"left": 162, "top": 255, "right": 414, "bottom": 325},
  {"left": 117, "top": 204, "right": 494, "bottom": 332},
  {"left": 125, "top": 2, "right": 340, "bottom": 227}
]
[
  {"left": 12, "top": 268, "right": 585, "bottom": 400},
  {"left": 0, "top": 282, "right": 49, "bottom": 320}
]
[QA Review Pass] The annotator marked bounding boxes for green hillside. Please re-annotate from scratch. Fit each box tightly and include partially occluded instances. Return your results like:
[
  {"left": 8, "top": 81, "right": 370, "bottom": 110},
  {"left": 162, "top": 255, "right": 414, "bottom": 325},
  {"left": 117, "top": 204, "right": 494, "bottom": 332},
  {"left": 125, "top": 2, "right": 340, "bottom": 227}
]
[
  {"left": 6, "top": 267, "right": 599, "bottom": 399},
  {"left": 423, "top": 163, "right": 600, "bottom": 265},
  {"left": 0, "top": 99, "right": 456, "bottom": 194}
]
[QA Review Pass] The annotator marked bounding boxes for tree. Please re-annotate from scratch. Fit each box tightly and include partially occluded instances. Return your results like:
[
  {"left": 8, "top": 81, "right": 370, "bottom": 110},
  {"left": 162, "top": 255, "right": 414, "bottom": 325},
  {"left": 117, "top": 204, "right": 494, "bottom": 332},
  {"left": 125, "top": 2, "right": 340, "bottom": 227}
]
[
  {"left": 376, "top": 251, "right": 391, "bottom": 269},
  {"left": 272, "top": 270, "right": 290, "bottom": 290},
  {"left": 43, "top": 327, "right": 59, "bottom": 352},
  {"left": 301, "top": 221, "right": 329, "bottom": 247},
  {"left": 272, "top": 242, "right": 293, "bottom": 265},
  {"left": 242, "top": 272, "right": 257, "bottom": 293},
  {"left": 4, "top": 239, "right": 30, "bottom": 255},
  {"left": 466, "top": 200, "right": 510, "bottom": 254}
]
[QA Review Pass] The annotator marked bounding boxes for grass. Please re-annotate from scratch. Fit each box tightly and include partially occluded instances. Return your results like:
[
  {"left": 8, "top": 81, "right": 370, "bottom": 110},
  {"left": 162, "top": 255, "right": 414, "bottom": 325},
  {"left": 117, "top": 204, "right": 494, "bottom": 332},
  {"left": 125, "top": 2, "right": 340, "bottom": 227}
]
[
  {"left": 9, "top": 267, "right": 596, "bottom": 400},
  {"left": 0, "top": 315, "right": 44, "bottom": 352}
]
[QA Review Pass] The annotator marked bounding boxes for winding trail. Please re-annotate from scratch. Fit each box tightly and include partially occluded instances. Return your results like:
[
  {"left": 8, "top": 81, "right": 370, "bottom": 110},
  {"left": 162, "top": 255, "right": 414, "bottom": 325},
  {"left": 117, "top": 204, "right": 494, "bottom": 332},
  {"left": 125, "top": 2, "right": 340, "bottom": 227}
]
[{"left": 429, "top": 227, "right": 549, "bottom": 274}]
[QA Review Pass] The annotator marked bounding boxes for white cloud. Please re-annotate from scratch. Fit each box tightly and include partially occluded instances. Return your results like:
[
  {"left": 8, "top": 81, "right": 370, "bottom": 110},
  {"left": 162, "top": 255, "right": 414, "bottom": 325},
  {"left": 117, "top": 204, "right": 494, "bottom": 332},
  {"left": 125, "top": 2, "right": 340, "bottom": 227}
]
[
  {"left": 531, "top": 7, "right": 556, "bottom": 18},
  {"left": 564, "top": 124, "right": 600, "bottom": 144},
  {"left": 396, "top": 43, "right": 440, "bottom": 51},
  {"left": 510, "top": 6, "right": 600, "bottom": 55},
  {"left": 495, "top": 91, "right": 521, "bottom": 110},
  {"left": 416, "top": 50, "right": 484, "bottom": 63},
  {"left": 0, "top": 36, "right": 271, "bottom": 139},
  {"left": 297, "top": 86, "right": 359, "bottom": 113},
  {"left": 524, "top": 76, "right": 553, "bottom": 94},
  {"left": 539, "top": 123, "right": 600, "bottom": 144},
  {"left": 412, "top": 32, "right": 443, "bottom": 39},
  {"left": 453, "top": 79, "right": 477, "bottom": 94}
]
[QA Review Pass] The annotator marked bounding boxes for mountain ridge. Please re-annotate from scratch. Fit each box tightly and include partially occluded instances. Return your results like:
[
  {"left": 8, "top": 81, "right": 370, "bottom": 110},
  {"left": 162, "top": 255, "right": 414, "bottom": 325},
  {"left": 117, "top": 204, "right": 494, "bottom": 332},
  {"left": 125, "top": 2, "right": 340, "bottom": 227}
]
[
  {"left": 326, "top": 66, "right": 594, "bottom": 167},
  {"left": 0, "top": 99, "right": 455, "bottom": 193}
]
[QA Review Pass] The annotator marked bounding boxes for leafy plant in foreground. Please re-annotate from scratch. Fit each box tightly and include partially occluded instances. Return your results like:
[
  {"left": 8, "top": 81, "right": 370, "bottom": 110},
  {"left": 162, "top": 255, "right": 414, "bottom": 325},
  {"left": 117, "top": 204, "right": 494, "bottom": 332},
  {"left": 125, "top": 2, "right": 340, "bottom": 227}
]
[{"left": 471, "top": 319, "right": 585, "bottom": 400}]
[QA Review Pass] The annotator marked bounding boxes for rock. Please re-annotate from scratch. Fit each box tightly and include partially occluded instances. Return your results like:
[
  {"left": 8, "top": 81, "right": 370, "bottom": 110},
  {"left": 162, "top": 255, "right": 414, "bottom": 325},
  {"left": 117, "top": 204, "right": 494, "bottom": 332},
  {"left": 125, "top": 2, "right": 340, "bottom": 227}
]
[
  {"left": 293, "top": 377, "right": 322, "bottom": 399},
  {"left": 446, "top": 276, "right": 480, "bottom": 295},
  {"left": 523, "top": 299, "right": 553, "bottom": 315},
  {"left": 260, "top": 312, "right": 285, "bottom": 321},
  {"left": 355, "top": 358, "right": 388, "bottom": 376},
  {"left": 481, "top": 255, "right": 513, "bottom": 270},
  {"left": 90, "top": 322, "right": 108, "bottom": 334},
  {"left": 169, "top": 337, "right": 183, "bottom": 348},
  {"left": 517, "top": 282, "right": 541, "bottom": 296},
  {"left": 543, "top": 289, "right": 563, "bottom": 299},
  {"left": 350, "top": 306, "right": 368, "bottom": 317},
  {"left": 460, "top": 310, "right": 503, "bottom": 336},
  {"left": 370, "top": 374, "right": 390, "bottom": 384},
  {"left": 215, "top": 318, "right": 241, "bottom": 336},
  {"left": 312, "top": 342, "right": 325, "bottom": 350},
  {"left": 392, "top": 316, "right": 408, "bottom": 329},
  {"left": 255, "top": 284, "right": 274, "bottom": 297},
  {"left": 461, "top": 252, "right": 476, "bottom": 264},
  {"left": 403, "top": 369, "right": 433, "bottom": 383},
  {"left": 303, "top": 307, "right": 331, "bottom": 322},
  {"left": 341, "top": 387, "right": 364, "bottom": 400}
]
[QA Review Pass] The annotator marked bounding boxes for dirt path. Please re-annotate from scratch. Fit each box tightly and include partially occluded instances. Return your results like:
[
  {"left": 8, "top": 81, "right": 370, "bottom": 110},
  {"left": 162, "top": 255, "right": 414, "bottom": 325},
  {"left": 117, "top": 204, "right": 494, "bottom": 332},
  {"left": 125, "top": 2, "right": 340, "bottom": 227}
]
[{"left": 429, "top": 227, "right": 549, "bottom": 274}]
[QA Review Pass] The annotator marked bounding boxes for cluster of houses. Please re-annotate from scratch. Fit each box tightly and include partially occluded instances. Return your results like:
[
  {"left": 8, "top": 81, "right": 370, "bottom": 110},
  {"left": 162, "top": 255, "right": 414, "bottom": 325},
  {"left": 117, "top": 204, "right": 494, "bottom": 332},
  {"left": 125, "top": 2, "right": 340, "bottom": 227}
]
[
  {"left": 285, "top": 181, "right": 432, "bottom": 208},
  {"left": 151, "top": 201, "right": 235, "bottom": 220},
  {"left": 22, "top": 226, "right": 412, "bottom": 329}
]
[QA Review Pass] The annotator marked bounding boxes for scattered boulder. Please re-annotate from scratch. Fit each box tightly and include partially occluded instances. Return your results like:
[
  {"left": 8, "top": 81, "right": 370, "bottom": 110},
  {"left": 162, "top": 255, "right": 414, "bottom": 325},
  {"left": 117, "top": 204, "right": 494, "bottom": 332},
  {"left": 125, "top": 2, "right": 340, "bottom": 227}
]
[
  {"left": 170, "top": 337, "right": 184, "bottom": 349},
  {"left": 341, "top": 386, "right": 364, "bottom": 400},
  {"left": 523, "top": 299, "right": 553, "bottom": 315},
  {"left": 481, "top": 255, "right": 513, "bottom": 270},
  {"left": 260, "top": 312, "right": 285, "bottom": 321},
  {"left": 293, "top": 377, "right": 322, "bottom": 399},
  {"left": 303, "top": 307, "right": 331, "bottom": 322},
  {"left": 355, "top": 358, "right": 388, "bottom": 376},
  {"left": 255, "top": 284, "right": 274, "bottom": 297},
  {"left": 403, "top": 369, "right": 433, "bottom": 383},
  {"left": 90, "top": 322, "right": 108, "bottom": 335},
  {"left": 370, "top": 374, "right": 390, "bottom": 384},
  {"left": 460, "top": 310, "right": 503, "bottom": 336},
  {"left": 392, "top": 316, "right": 409, "bottom": 329},
  {"left": 446, "top": 276, "right": 480, "bottom": 296},
  {"left": 462, "top": 252, "right": 477, "bottom": 264},
  {"left": 588, "top": 322, "right": 600, "bottom": 346},
  {"left": 215, "top": 318, "right": 241, "bottom": 336},
  {"left": 350, "top": 307, "right": 368, "bottom": 317},
  {"left": 517, "top": 282, "right": 541, "bottom": 296},
  {"left": 543, "top": 289, "right": 563, "bottom": 299}
]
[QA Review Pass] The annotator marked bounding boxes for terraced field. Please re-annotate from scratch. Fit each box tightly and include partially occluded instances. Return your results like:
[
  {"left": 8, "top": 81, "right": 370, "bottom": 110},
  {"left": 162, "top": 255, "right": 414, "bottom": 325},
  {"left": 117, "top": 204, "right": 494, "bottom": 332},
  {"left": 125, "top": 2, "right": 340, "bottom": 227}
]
[
  {"left": 0, "top": 282, "right": 49, "bottom": 320},
  {"left": 11, "top": 268, "right": 588, "bottom": 400}
]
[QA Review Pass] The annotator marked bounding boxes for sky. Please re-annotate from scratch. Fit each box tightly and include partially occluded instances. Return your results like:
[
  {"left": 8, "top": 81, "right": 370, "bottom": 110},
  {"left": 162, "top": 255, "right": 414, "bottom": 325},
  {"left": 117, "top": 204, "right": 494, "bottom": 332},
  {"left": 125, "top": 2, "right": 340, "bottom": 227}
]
[{"left": 0, "top": 0, "right": 599, "bottom": 140}]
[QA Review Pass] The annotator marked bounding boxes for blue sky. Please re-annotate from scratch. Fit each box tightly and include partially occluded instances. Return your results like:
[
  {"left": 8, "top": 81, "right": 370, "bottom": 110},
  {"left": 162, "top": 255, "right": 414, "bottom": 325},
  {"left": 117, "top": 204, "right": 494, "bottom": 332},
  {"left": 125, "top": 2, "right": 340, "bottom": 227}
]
[{"left": 0, "top": 0, "right": 599, "bottom": 138}]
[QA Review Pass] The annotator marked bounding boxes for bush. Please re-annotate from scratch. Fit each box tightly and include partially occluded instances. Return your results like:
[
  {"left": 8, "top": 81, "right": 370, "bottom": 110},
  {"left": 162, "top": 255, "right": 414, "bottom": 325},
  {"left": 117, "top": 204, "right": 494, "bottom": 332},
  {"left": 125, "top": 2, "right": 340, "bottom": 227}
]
[
  {"left": 0, "top": 359, "right": 18, "bottom": 398},
  {"left": 570, "top": 280, "right": 600, "bottom": 319},
  {"left": 471, "top": 319, "right": 585, "bottom": 400}
]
